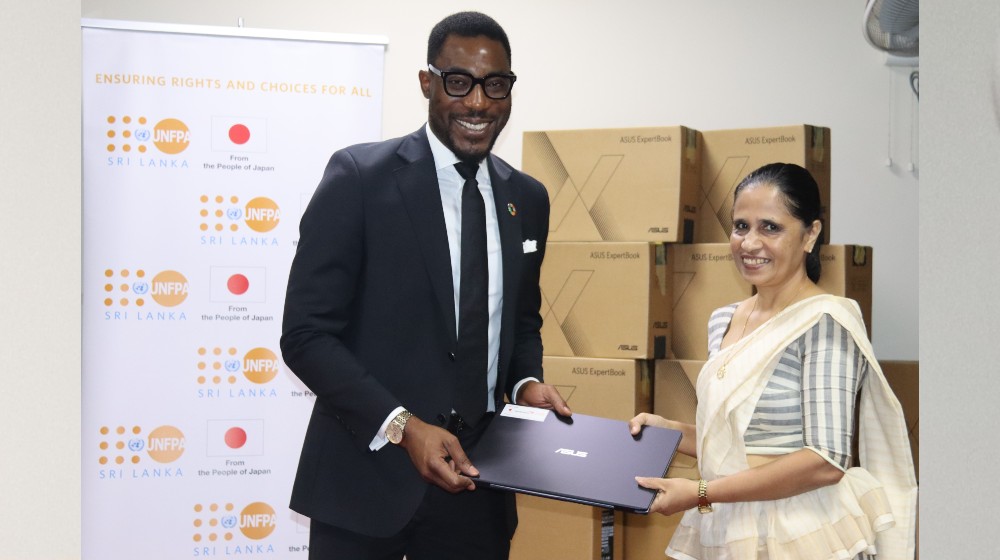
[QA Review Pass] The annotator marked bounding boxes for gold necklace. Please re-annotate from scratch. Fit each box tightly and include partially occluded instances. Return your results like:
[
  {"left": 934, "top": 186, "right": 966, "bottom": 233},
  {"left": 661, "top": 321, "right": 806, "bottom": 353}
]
[
  {"left": 734, "top": 296, "right": 758, "bottom": 342},
  {"left": 716, "top": 283, "right": 807, "bottom": 380}
]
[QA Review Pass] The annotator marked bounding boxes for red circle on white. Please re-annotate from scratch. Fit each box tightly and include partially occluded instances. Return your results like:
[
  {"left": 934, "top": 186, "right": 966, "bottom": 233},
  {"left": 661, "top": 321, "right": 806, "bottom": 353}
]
[
  {"left": 229, "top": 124, "right": 251, "bottom": 145},
  {"left": 227, "top": 274, "right": 249, "bottom": 295},
  {"left": 225, "top": 427, "right": 247, "bottom": 449}
]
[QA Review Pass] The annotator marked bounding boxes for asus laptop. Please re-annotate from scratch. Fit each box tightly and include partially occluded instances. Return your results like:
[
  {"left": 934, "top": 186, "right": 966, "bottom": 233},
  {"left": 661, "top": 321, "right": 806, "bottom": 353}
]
[{"left": 470, "top": 405, "right": 682, "bottom": 514}]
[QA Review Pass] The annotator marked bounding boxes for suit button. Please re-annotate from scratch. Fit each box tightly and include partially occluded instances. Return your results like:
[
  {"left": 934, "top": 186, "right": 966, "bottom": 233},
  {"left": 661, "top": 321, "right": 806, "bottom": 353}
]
[
  {"left": 448, "top": 352, "right": 456, "bottom": 361},
  {"left": 436, "top": 413, "right": 447, "bottom": 425}
]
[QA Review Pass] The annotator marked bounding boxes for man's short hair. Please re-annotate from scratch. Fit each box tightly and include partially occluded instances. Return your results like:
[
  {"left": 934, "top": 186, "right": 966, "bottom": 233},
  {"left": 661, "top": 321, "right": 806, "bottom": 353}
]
[{"left": 427, "top": 11, "right": 511, "bottom": 66}]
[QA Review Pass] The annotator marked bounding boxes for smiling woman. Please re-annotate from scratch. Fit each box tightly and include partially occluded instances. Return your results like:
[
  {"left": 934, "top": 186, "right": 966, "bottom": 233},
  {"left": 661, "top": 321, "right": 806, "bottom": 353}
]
[
  {"left": 727, "top": 163, "right": 823, "bottom": 335},
  {"left": 629, "top": 163, "right": 917, "bottom": 559}
]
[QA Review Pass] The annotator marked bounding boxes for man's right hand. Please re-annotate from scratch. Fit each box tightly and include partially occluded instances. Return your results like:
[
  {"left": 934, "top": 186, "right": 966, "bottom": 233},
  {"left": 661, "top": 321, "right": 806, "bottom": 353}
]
[{"left": 398, "top": 416, "right": 478, "bottom": 493}]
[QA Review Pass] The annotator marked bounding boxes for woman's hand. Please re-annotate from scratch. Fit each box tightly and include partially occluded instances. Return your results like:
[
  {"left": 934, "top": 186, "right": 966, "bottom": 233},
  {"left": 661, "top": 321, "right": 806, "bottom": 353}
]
[
  {"left": 635, "top": 477, "right": 700, "bottom": 516},
  {"left": 629, "top": 413, "right": 697, "bottom": 457},
  {"left": 628, "top": 412, "right": 670, "bottom": 435}
]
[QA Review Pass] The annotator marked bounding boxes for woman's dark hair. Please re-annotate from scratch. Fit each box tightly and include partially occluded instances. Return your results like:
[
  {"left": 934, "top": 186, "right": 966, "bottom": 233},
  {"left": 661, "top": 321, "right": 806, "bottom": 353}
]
[
  {"left": 427, "top": 12, "right": 511, "bottom": 66},
  {"left": 734, "top": 162, "right": 824, "bottom": 283}
]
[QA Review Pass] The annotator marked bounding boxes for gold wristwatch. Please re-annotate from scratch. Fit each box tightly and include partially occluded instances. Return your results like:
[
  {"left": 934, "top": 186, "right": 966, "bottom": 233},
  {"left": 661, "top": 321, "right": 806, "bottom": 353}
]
[
  {"left": 697, "top": 479, "right": 713, "bottom": 514},
  {"left": 386, "top": 410, "right": 413, "bottom": 445}
]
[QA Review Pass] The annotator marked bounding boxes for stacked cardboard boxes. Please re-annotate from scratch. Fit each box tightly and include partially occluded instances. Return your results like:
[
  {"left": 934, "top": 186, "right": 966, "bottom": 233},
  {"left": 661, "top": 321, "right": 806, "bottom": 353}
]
[
  {"left": 622, "top": 358, "right": 703, "bottom": 558},
  {"left": 514, "top": 127, "right": 700, "bottom": 559}
]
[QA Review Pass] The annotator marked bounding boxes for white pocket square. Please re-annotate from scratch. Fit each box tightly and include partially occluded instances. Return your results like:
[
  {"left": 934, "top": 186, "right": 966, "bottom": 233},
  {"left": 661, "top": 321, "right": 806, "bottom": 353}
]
[{"left": 522, "top": 239, "right": 537, "bottom": 253}]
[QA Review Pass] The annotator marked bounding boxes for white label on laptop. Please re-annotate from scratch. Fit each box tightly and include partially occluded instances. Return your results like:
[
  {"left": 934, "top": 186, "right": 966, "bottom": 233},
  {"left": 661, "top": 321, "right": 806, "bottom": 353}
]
[{"left": 499, "top": 404, "right": 549, "bottom": 422}]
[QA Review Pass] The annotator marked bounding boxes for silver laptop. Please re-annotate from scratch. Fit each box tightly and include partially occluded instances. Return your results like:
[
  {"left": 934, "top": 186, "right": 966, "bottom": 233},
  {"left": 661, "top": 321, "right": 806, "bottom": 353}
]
[{"left": 470, "top": 405, "right": 682, "bottom": 514}]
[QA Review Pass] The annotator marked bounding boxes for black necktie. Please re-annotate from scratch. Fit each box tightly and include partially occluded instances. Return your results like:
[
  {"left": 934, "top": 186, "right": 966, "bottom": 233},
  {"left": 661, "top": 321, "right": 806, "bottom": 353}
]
[{"left": 454, "top": 161, "right": 489, "bottom": 427}]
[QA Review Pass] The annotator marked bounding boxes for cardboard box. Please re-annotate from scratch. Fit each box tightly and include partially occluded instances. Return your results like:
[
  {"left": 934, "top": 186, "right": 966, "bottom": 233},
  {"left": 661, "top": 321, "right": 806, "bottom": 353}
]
[
  {"left": 819, "top": 245, "right": 874, "bottom": 339},
  {"left": 542, "top": 356, "right": 653, "bottom": 421},
  {"left": 541, "top": 242, "right": 671, "bottom": 359},
  {"left": 523, "top": 126, "right": 700, "bottom": 243},
  {"left": 623, "top": 511, "right": 684, "bottom": 560},
  {"left": 880, "top": 360, "right": 919, "bottom": 480},
  {"left": 668, "top": 244, "right": 873, "bottom": 360},
  {"left": 654, "top": 359, "right": 704, "bottom": 481},
  {"left": 511, "top": 498, "right": 623, "bottom": 560},
  {"left": 625, "top": 360, "right": 692, "bottom": 560},
  {"left": 510, "top": 357, "right": 651, "bottom": 560},
  {"left": 696, "top": 125, "right": 830, "bottom": 243}
]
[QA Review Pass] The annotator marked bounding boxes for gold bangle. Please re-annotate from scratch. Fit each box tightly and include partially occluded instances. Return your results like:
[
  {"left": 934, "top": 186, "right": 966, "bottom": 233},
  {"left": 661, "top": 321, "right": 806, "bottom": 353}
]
[{"left": 697, "top": 479, "right": 713, "bottom": 514}]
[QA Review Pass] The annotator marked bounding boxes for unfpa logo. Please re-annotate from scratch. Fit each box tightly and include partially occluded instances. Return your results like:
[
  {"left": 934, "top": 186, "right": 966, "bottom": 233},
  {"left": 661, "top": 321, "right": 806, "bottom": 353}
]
[
  {"left": 242, "top": 347, "right": 280, "bottom": 384},
  {"left": 192, "top": 502, "right": 276, "bottom": 547},
  {"left": 150, "top": 270, "right": 189, "bottom": 306},
  {"left": 103, "top": 268, "right": 188, "bottom": 308},
  {"left": 153, "top": 118, "right": 190, "bottom": 154},
  {"left": 98, "top": 424, "right": 186, "bottom": 466},
  {"left": 244, "top": 197, "right": 280, "bottom": 233},
  {"left": 240, "top": 502, "right": 277, "bottom": 539},
  {"left": 147, "top": 425, "right": 186, "bottom": 462},
  {"left": 104, "top": 115, "right": 190, "bottom": 155},
  {"left": 197, "top": 346, "right": 280, "bottom": 386},
  {"left": 199, "top": 195, "right": 280, "bottom": 234}
]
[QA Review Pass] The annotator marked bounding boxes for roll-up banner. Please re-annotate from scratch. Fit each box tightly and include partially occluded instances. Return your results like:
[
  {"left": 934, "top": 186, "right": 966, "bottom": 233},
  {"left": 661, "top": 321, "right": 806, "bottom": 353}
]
[{"left": 81, "top": 19, "right": 387, "bottom": 558}]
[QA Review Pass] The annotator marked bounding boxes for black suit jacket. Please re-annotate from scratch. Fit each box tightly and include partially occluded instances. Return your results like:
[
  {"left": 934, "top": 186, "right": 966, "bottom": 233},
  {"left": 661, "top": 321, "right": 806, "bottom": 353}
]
[{"left": 280, "top": 127, "right": 549, "bottom": 537}]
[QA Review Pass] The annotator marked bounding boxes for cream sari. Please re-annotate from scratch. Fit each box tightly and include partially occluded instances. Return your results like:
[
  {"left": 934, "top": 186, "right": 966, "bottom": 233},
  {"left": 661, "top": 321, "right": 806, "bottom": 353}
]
[{"left": 666, "top": 295, "right": 917, "bottom": 560}]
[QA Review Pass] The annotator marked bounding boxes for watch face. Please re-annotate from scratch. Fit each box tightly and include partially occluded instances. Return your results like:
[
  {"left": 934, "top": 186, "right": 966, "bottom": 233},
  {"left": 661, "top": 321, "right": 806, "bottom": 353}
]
[
  {"left": 387, "top": 412, "right": 410, "bottom": 444},
  {"left": 387, "top": 424, "right": 402, "bottom": 444}
]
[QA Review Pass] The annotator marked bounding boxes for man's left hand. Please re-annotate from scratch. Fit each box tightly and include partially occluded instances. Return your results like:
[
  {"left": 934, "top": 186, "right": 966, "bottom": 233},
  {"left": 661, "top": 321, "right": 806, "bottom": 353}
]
[{"left": 515, "top": 380, "right": 572, "bottom": 417}]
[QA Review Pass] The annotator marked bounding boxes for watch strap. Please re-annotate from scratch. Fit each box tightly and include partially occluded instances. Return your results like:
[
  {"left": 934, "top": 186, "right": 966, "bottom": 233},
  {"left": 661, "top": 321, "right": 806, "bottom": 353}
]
[{"left": 697, "top": 479, "right": 713, "bottom": 514}]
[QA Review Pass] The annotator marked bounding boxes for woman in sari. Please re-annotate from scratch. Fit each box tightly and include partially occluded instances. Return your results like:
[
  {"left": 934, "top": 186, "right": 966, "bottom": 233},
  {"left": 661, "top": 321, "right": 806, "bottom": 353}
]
[{"left": 630, "top": 163, "right": 916, "bottom": 559}]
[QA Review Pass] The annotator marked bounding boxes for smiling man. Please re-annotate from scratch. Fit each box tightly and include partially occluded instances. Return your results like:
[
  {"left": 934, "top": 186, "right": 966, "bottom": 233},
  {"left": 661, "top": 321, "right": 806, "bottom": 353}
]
[{"left": 280, "top": 11, "right": 570, "bottom": 560}]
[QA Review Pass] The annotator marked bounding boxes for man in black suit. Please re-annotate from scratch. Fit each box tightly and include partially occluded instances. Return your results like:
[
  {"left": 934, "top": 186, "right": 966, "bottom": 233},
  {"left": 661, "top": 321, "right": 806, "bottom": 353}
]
[{"left": 281, "top": 11, "right": 571, "bottom": 559}]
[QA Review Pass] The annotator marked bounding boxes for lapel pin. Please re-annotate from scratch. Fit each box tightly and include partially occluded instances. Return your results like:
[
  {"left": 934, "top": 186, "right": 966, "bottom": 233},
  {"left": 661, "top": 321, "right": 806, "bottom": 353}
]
[{"left": 507, "top": 203, "right": 517, "bottom": 216}]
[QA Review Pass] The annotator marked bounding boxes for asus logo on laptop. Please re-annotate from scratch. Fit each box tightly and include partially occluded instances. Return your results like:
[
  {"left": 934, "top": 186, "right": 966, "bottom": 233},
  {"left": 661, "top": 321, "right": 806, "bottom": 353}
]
[{"left": 555, "top": 448, "right": 588, "bottom": 458}]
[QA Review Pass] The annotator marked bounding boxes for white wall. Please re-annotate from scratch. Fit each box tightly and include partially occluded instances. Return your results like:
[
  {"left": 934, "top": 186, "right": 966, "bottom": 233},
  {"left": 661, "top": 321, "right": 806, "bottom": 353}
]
[
  {"left": 921, "top": 0, "right": 1000, "bottom": 556},
  {"left": 1, "top": 0, "right": 81, "bottom": 557},
  {"left": 19, "top": 0, "right": 993, "bottom": 557}
]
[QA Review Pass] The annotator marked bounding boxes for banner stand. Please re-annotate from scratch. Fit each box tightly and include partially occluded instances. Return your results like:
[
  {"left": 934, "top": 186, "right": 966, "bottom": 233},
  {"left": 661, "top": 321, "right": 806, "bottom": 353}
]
[{"left": 81, "top": 19, "right": 386, "bottom": 559}]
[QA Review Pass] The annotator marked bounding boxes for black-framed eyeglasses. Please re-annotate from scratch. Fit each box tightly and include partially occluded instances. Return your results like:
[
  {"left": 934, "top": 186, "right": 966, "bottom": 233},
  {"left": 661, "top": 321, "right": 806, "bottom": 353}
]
[{"left": 427, "top": 64, "right": 517, "bottom": 100}]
